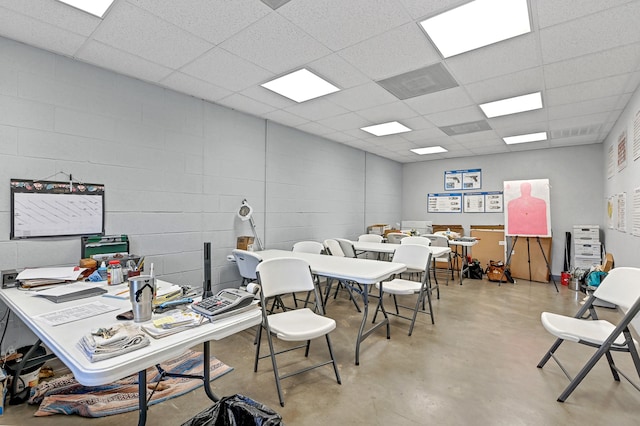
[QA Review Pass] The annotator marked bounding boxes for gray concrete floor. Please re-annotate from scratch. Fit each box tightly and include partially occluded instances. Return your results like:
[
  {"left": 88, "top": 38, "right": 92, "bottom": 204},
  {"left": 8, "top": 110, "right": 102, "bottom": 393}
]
[{"left": 3, "top": 276, "right": 640, "bottom": 425}]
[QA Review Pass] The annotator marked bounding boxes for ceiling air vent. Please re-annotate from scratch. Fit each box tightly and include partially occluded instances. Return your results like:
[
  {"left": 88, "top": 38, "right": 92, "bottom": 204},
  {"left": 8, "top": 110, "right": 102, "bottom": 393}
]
[
  {"left": 439, "top": 120, "right": 492, "bottom": 136},
  {"left": 376, "top": 63, "right": 459, "bottom": 100}
]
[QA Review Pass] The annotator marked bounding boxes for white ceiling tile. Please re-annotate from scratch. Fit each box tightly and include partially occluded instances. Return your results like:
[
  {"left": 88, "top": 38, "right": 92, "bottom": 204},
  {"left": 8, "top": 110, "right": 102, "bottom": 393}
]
[
  {"left": 544, "top": 44, "right": 640, "bottom": 89},
  {"left": 278, "top": 0, "right": 412, "bottom": 51},
  {"left": 402, "top": 127, "right": 447, "bottom": 142},
  {"left": 535, "top": 0, "right": 634, "bottom": 28},
  {"left": 549, "top": 135, "right": 601, "bottom": 148},
  {"left": 239, "top": 85, "right": 297, "bottom": 109},
  {"left": 547, "top": 95, "right": 621, "bottom": 121},
  {"left": 425, "top": 105, "right": 484, "bottom": 127},
  {"left": 405, "top": 86, "right": 474, "bottom": 115},
  {"left": 451, "top": 130, "right": 499, "bottom": 143},
  {"left": 159, "top": 72, "right": 232, "bottom": 102},
  {"left": 445, "top": 33, "right": 541, "bottom": 84},
  {"left": 546, "top": 74, "right": 631, "bottom": 106},
  {"left": 324, "top": 131, "right": 358, "bottom": 143},
  {"left": 0, "top": 6, "right": 87, "bottom": 56},
  {"left": 307, "top": 54, "right": 370, "bottom": 89},
  {"left": 470, "top": 145, "right": 510, "bottom": 156},
  {"left": 263, "top": 109, "right": 308, "bottom": 127},
  {"left": 397, "top": 0, "right": 468, "bottom": 20},
  {"left": 315, "top": 112, "right": 370, "bottom": 132},
  {"left": 284, "top": 98, "right": 350, "bottom": 121},
  {"left": 296, "top": 121, "right": 335, "bottom": 136},
  {"left": 216, "top": 93, "right": 276, "bottom": 116},
  {"left": 77, "top": 40, "right": 174, "bottom": 83},
  {"left": 539, "top": 2, "right": 640, "bottom": 64},
  {"left": 92, "top": 2, "right": 214, "bottom": 69},
  {"left": 220, "top": 12, "right": 331, "bottom": 74},
  {"left": 129, "top": 0, "right": 271, "bottom": 44},
  {"left": 338, "top": 23, "right": 441, "bottom": 80},
  {"left": 507, "top": 141, "right": 551, "bottom": 152},
  {"left": 327, "top": 82, "right": 398, "bottom": 112},
  {"left": 401, "top": 116, "right": 439, "bottom": 131},
  {"left": 464, "top": 68, "right": 545, "bottom": 104},
  {"left": 548, "top": 112, "right": 611, "bottom": 131},
  {"left": 356, "top": 101, "right": 417, "bottom": 122},
  {"left": 0, "top": 0, "right": 100, "bottom": 36},
  {"left": 488, "top": 109, "right": 548, "bottom": 130},
  {"left": 181, "top": 48, "right": 273, "bottom": 92}
]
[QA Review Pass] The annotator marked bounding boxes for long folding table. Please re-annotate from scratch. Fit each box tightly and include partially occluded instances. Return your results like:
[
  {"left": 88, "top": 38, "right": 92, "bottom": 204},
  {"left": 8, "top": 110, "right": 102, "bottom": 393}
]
[
  {"left": 256, "top": 250, "right": 406, "bottom": 365},
  {"left": 0, "top": 282, "right": 261, "bottom": 426}
]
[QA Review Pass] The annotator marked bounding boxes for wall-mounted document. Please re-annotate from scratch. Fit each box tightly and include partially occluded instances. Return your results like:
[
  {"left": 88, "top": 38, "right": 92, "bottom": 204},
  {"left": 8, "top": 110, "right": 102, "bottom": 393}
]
[
  {"left": 463, "top": 191, "right": 504, "bottom": 213},
  {"left": 428, "top": 193, "right": 462, "bottom": 213}
]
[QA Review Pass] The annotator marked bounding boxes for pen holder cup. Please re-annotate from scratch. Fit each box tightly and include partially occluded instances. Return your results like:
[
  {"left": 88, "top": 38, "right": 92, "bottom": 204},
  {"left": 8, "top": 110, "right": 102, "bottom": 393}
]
[{"left": 129, "top": 275, "right": 155, "bottom": 322}]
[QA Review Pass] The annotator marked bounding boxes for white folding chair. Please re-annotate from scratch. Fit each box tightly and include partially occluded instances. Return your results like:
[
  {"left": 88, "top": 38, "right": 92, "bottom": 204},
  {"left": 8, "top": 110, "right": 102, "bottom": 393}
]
[
  {"left": 254, "top": 257, "right": 341, "bottom": 407},
  {"left": 400, "top": 236, "right": 431, "bottom": 247},
  {"left": 335, "top": 238, "right": 357, "bottom": 258},
  {"left": 537, "top": 267, "right": 640, "bottom": 402},
  {"left": 386, "top": 232, "right": 408, "bottom": 244},
  {"left": 373, "top": 244, "right": 435, "bottom": 336},
  {"left": 321, "top": 239, "right": 361, "bottom": 312},
  {"left": 231, "top": 249, "right": 261, "bottom": 287},
  {"left": 292, "top": 241, "right": 325, "bottom": 307},
  {"left": 358, "top": 234, "right": 383, "bottom": 243},
  {"left": 422, "top": 233, "right": 453, "bottom": 289},
  {"left": 357, "top": 234, "right": 384, "bottom": 260}
]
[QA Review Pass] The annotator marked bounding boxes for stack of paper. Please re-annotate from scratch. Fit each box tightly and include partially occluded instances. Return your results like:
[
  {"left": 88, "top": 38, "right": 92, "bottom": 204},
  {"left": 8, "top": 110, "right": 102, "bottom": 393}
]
[
  {"left": 17, "top": 267, "right": 86, "bottom": 288},
  {"left": 78, "top": 323, "right": 150, "bottom": 362},
  {"left": 141, "top": 310, "right": 204, "bottom": 339}
]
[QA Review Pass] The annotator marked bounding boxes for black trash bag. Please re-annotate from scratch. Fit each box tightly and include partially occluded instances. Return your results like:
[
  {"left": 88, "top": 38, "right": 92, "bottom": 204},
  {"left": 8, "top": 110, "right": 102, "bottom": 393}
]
[{"left": 182, "top": 394, "right": 284, "bottom": 426}]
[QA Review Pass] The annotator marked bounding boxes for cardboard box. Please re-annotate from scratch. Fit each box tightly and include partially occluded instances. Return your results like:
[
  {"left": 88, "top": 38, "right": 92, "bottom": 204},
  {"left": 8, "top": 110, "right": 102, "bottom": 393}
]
[
  {"left": 367, "top": 224, "right": 389, "bottom": 235},
  {"left": 237, "top": 236, "right": 255, "bottom": 250},
  {"left": 574, "top": 255, "right": 601, "bottom": 269}
]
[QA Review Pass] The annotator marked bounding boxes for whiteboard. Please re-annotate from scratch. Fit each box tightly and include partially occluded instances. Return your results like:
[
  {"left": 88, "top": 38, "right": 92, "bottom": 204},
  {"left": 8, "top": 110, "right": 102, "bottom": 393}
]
[{"left": 11, "top": 179, "right": 105, "bottom": 239}]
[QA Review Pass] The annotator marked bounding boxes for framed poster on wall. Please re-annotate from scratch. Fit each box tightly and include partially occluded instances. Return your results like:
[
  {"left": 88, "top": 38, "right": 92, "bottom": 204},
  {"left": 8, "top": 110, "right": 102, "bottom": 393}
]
[
  {"left": 428, "top": 193, "right": 462, "bottom": 213},
  {"left": 503, "top": 179, "right": 551, "bottom": 237}
]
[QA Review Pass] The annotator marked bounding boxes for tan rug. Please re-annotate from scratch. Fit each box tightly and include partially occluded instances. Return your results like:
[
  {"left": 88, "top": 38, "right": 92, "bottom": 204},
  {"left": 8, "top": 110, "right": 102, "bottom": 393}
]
[{"left": 28, "top": 350, "right": 232, "bottom": 418}]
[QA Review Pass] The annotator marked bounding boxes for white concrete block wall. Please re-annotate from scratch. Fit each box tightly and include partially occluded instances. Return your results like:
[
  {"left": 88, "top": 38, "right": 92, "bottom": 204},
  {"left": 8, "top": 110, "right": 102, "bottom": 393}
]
[{"left": 0, "top": 37, "right": 404, "bottom": 350}]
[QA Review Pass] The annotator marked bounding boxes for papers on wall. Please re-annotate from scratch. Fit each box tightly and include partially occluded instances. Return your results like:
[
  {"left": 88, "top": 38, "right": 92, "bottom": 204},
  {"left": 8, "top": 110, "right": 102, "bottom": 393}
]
[
  {"left": 444, "top": 169, "right": 482, "bottom": 190},
  {"left": 35, "top": 301, "right": 119, "bottom": 326},
  {"left": 463, "top": 191, "right": 503, "bottom": 213},
  {"left": 428, "top": 193, "right": 462, "bottom": 213}
]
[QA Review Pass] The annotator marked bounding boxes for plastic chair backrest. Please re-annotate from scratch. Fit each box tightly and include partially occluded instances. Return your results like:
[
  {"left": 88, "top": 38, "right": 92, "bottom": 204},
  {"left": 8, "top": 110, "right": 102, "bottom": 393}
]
[
  {"left": 421, "top": 234, "right": 449, "bottom": 248},
  {"left": 232, "top": 249, "right": 262, "bottom": 280},
  {"left": 391, "top": 244, "right": 432, "bottom": 272},
  {"left": 358, "top": 234, "right": 383, "bottom": 243},
  {"left": 292, "top": 241, "right": 324, "bottom": 254},
  {"left": 324, "top": 239, "right": 345, "bottom": 257},
  {"left": 335, "top": 238, "right": 357, "bottom": 258},
  {"left": 386, "top": 233, "right": 408, "bottom": 244},
  {"left": 593, "top": 267, "right": 640, "bottom": 333},
  {"left": 256, "top": 257, "right": 315, "bottom": 298},
  {"left": 400, "top": 236, "right": 432, "bottom": 247}
]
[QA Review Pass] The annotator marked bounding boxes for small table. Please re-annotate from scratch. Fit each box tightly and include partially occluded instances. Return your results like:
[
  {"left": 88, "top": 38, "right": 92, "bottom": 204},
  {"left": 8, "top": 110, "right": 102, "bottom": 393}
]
[
  {"left": 256, "top": 250, "right": 406, "bottom": 365},
  {"left": 448, "top": 239, "right": 478, "bottom": 285},
  {"left": 352, "top": 241, "right": 451, "bottom": 260},
  {"left": 0, "top": 282, "right": 261, "bottom": 426}
]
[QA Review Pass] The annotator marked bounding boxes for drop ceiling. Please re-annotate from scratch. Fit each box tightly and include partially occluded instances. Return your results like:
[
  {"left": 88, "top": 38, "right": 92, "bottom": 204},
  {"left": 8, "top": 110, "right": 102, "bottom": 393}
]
[{"left": 1, "top": 0, "right": 639, "bottom": 163}]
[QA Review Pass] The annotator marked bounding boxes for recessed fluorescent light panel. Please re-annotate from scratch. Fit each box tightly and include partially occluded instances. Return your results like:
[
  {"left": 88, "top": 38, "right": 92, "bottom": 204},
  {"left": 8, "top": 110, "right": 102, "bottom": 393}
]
[
  {"left": 420, "top": 0, "right": 531, "bottom": 58},
  {"left": 503, "top": 132, "right": 547, "bottom": 145},
  {"left": 480, "top": 92, "right": 542, "bottom": 118},
  {"left": 261, "top": 69, "right": 340, "bottom": 103},
  {"left": 411, "top": 146, "right": 448, "bottom": 155},
  {"left": 57, "top": 0, "right": 115, "bottom": 18},
  {"left": 361, "top": 121, "right": 412, "bottom": 136}
]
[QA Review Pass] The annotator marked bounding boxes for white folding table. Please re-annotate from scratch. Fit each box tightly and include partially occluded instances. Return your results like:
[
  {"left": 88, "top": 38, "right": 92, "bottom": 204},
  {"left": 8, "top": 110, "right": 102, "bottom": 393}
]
[
  {"left": 256, "top": 250, "right": 406, "bottom": 365},
  {"left": 0, "top": 281, "right": 261, "bottom": 426},
  {"left": 448, "top": 239, "right": 479, "bottom": 285}
]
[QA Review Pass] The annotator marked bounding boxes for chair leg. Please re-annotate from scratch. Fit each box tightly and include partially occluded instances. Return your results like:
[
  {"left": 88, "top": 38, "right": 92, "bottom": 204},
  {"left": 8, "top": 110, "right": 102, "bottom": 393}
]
[
  {"left": 254, "top": 325, "right": 263, "bottom": 372},
  {"left": 557, "top": 341, "right": 611, "bottom": 402},
  {"left": 325, "top": 334, "right": 342, "bottom": 384},
  {"left": 537, "top": 338, "right": 564, "bottom": 368},
  {"left": 263, "top": 328, "right": 286, "bottom": 407}
]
